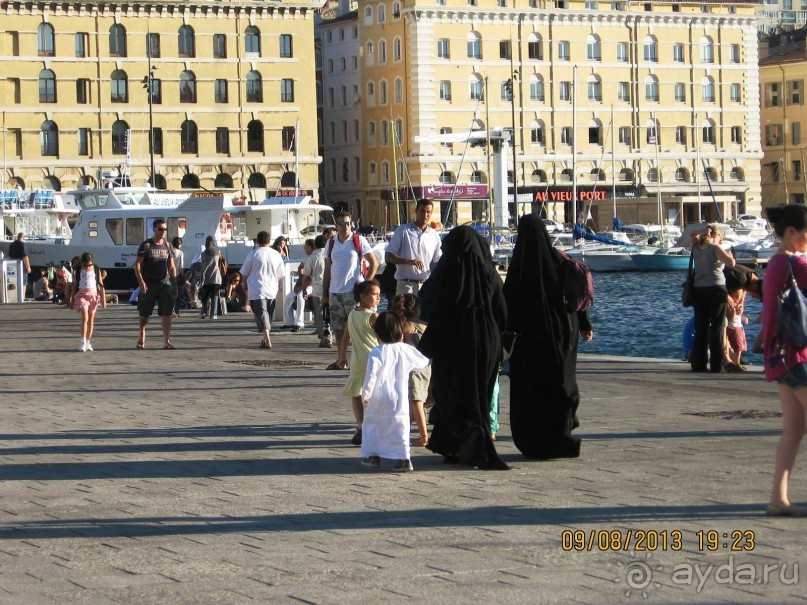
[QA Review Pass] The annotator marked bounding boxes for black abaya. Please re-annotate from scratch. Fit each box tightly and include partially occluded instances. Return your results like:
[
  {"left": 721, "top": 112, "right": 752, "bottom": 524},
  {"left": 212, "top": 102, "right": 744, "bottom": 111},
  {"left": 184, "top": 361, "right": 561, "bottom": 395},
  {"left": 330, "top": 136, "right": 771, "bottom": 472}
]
[
  {"left": 503, "top": 215, "right": 591, "bottom": 459},
  {"left": 418, "top": 226, "right": 509, "bottom": 470}
]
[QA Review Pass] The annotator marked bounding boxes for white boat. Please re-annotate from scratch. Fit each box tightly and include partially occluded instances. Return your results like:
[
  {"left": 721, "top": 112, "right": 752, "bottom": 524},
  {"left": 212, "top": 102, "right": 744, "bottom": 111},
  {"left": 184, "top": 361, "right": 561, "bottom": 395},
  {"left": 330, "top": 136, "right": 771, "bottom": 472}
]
[
  {"left": 1, "top": 189, "right": 79, "bottom": 242},
  {"left": 0, "top": 187, "right": 335, "bottom": 292},
  {"left": 566, "top": 244, "right": 656, "bottom": 272}
]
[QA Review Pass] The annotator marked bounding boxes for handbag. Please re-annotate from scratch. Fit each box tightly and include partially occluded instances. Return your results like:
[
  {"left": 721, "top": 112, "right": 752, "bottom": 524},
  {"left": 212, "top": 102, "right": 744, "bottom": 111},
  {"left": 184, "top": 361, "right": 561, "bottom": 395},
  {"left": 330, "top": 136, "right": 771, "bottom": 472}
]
[
  {"left": 778, "top": 256, "right": 807, "bottom": 349},
  {"left": 682, "top": 249, "right": 695, "bottom": 308}
]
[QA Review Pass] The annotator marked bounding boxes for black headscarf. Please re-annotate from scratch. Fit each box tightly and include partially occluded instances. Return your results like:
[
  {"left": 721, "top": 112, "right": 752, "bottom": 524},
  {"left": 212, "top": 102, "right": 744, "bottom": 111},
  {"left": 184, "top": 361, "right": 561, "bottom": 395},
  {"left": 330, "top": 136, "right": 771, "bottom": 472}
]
[{"left": 418, "top": 226, "right": 508, "bottom": 470}]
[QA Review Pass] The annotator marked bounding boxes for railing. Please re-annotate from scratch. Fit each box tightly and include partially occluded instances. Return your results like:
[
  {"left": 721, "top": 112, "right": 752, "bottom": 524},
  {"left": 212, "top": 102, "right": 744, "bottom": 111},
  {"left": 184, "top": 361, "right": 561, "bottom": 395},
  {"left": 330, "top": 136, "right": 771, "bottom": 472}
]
[{"left": 0, "top": 190, "right": 56, "bottom": 210}]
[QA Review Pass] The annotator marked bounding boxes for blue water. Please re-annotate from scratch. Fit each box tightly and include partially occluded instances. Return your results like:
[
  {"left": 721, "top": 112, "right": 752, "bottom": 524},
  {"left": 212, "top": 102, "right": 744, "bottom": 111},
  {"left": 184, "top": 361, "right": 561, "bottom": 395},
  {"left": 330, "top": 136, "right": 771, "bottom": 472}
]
[{"left": 580, "top": 271, "right": 762, "bottom": 361}]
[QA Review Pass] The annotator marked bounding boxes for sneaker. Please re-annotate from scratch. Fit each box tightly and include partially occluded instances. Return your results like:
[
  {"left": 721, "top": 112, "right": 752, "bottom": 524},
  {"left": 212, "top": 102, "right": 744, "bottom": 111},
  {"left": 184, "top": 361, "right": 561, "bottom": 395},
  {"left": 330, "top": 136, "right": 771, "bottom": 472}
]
[
  {"left": 86, "top": 341, "right": 94, "bottom": 352},
  {"left": 290, "top": 326, "right": 301, "bottom": 333},
  {"left": 79, "top": 339, "right": 87, "bottom": 352},
  {"left": 392, "top": 459, "right": 414, "bottom": 472},
  {"left": 350, "top": 428, "right": 362, "bottom": 446},
  {"left": 211, "top": 315, "right": 218, "bottom": 320},
  {"left": 361, "top": 456, "right": 381, "bottom": 468}
]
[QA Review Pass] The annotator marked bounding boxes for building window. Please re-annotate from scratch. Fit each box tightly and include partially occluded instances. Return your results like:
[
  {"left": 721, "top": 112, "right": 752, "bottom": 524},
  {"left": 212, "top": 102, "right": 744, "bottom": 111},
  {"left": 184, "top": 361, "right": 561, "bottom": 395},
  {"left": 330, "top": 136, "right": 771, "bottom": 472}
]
[
  {"left": 588, "top": 121, "right": 602, "bottom": 145},
  {"left": 76, "top": 78, "right": 89, "bottom": 104},
  {"left": 41, "top": 121, "right": 59, "bottom": 156},
  {"left": 675, "top": 126, "right": 687, "bottom": 145},
  {"left": 439, "top": 171, "right": 455, "bottom": 184},
  {"left": 246, "top": 71, "right": 263, "bottom": 102},
  {"left": 730, "top": 83, "right": 741, "bottom": 103},
  {"left": 558, "top": 41, "right": 570, "bottom": 61},
  {"left": 702, "top": 121, "right": 715, "bottom": 145},
  {"left": 380, "top": 120, "right": 389, "bottom": 145},
  {"left": 216, "top": 127, "right": 229, "bottom": 154},
  {"left": 766, "top": 124, "right": 783, "bottom": 146},
  {"left": 674, "top": 83, "right": 685, "bottom": 103},
  {"left": 178, "top": 25, "right": 195, "bottom": 58},
  {"left": 393, "top": 1, "right": 401, "bottom": 18},
  {"left": 500, "top": 40, "right": 512, "bottom": 60},
  {"left": 794, "top": 122, "right": 801, "bottom": 145},
  {"left": 179, "top": 71, "right": 196, "bottom": 103},
  {"left": 561, "top": 127, "right": 573, "bottom": 145},
  {"left": 469, "top": 76, "right": 483, "bottom": 100},
  {"left": 616, "top": 41, "right": 628, "bottom": 62},
  {"left": 530, "top": 76, "right": 544, "bottom": 102},
  {"left": 39, "top": 69, "right": 56, "bottom": 103},
  {"left": 618, "top": 82, "right": 629, "bottom": 102},
  {"left": 149, "top": 78, "right": 162, "bottom": 104},
  {"left": 379, "top": 40, "right": 387, "bottom": 64},
  {"left": 531, "top": 121, "right": 545, "bottom": 145},
  {"left": 282, "top": 126, "right": 295, "bottom": 151},
  {"left": 643, "top": 36, "right": 657, "bottom": 62},
  {"left": 467, "top": 33, "right": 481, "bottom": 59},
  {"left": 647, "top": 123, "right": 657, "bottom": 145},
  {"left": 729, "top": 44, "right": 740, "bottom": 63},
  {"left": 281, "top": 79, "right": 294, "bottom": 102},
  {"left": 700, "top": 36, "right": 714, "bottom": 63},
  {"left": 393, "top": 37, "right": 402, "bottom": 62},
  {"left": 440, "top": 127, "right": 453, "bottom": 150},
  {"left": 528, "top": 35, "right": 543, "bottom": 60},
  {"left": 213, "top": 34, "right": 227, "bottom": 59},
  {"left": 75, "top": 32, "right": 89, "bottom": 58},
  {"left": 78, "top": 128, "right": 90, "bottom": 156},
  {"left": 586, "top": 35, "right": 601, "bottom": 61},
  {"left": 111, "top": 120, "right": 128, "bottom": 154},
  {"left": 501, "top": 81, "right": 512, "bottom": 101},
  {"left": 731, "top": 126, "right": 742, "bottom": 144},
  {"left": 152, "top": 128, "right": 163, "bottom": 154},
  {"left": 673, "top": 43, "right": 684, "bottom": 63},
  {"left": 439, "top": 80, "right": 452, "bottom": 101},
  {"left": 38, "top": 23, "right": 55, "bottom": 56},
  {"left": 788, "top": 79, "right": 804, "bottom": 105},
  {"left": 675, "top": 167, "right": 689, "bottom": 182},
  {"left": 181, "top": 120, "right": 198, "bottom": 154},
  {"left": 559, "top": 81, "right": 571, "bottom": 102},
  {"left": 109, "top": 24, "right": 127, "bottom": 57},
  {"left": 645, "top": 76, "right": 659, "bottom": 102},
  {"left": 280, "top": 34, "right": 293, "bottom": 58},
  {"left": 394, "top": 78, "right": 403, "bottom": 103},
  {"left": 618, "top": 126, "right": 631, "bottom": 146},
  {"left": 587, "top": 76, "right": 602, "bottom": 102},
  {"left": 110, "top": 70, "right": 128, "bottom": 103},
  {"left": 702, "top": 77, "right": 715, "bottom": 102},
  {"left": 247, "top": 120, "right": 264, "bottom": 152},
  {"left": 245, "top": 25, "right": 261, "bottom": 55},
  {"left": 147, "top": 33, "right": 160, "bottom": 59},
  {"left": 215, "top": 79, "right": 229, "bottom": 103},
  {"left": 380, "top": 80, "right": 388, "bottom": 104},
  {"left": 766, "top": 82, "right": 781, "bottom": 107},
  {"left": 438, "top": 38, "right": 450, "bottom": 59}
]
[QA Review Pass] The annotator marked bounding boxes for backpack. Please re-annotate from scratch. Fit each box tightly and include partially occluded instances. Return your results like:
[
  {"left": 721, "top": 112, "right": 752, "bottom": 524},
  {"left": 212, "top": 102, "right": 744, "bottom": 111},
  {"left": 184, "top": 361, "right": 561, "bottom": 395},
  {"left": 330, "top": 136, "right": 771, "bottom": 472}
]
[
  {"left": 328, "top": 233, "right": 369, "bottom": 277},
  {"left": 555, "top": 249, "right": 594, "bottom": 313}
]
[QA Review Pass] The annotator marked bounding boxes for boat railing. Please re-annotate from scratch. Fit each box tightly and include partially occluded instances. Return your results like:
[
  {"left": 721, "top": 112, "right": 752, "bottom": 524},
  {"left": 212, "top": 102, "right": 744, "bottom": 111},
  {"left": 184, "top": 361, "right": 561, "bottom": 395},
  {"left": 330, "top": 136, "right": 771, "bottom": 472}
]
[{"left": 1, "top": 189, "right": 56, "bottom": 210}]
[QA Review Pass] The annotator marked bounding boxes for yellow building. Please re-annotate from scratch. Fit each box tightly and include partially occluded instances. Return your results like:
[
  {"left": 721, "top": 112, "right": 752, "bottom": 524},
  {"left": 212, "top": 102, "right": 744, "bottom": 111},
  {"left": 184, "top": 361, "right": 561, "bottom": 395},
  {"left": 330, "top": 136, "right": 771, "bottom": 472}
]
[
  {"left": 358, "top": 0, "right": 762, "bottom": 230},
  {"left": 0, "top": 0, "right": 322, "bottom": 200},
  {"left": 760, "top": 37, "right": 807, "bottom": 207}
]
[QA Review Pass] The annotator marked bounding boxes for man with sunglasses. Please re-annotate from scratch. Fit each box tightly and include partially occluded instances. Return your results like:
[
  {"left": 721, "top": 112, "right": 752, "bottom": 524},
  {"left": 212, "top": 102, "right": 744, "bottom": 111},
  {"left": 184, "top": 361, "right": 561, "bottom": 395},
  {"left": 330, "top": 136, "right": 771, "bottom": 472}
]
[
  {"left": 134, "top": 219, "right": 178, "bottom": 350},
  {"left": 322, "top": 209, "right": 379, "bottom": 369}
]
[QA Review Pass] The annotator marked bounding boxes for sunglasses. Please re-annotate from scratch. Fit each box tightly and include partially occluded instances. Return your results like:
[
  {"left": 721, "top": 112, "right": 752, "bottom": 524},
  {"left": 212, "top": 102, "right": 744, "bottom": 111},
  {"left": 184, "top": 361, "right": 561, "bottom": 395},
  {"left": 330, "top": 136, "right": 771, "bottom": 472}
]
[
  {"left": 82, "top": 263, "right": 93, "bottom": 268},
  {"left": 155, "top": 227, "right": 167, "bottom": 232},
  {"left": 337, "top": 221, "right": 350, "bottom": 227}
]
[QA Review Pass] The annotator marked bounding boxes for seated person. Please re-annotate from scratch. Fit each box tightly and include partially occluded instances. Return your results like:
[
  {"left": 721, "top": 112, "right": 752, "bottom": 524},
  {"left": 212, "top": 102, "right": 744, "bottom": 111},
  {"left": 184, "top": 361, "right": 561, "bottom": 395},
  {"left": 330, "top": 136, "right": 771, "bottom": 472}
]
[
  {"left": 225, "top": 273, "right": 249, "bottom": 312},
  {"left": 51, "top": 262, "right": 72, "bottom": 304},
  {"left": 33, "top": 268, "right": 51, "bottom": 301}
]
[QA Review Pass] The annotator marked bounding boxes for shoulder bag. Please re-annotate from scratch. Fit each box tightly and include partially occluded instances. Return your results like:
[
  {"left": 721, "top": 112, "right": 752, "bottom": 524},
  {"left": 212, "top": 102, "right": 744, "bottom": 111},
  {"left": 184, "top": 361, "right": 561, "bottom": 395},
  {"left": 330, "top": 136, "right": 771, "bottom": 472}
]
[{"left": 778, "top": 255, "right": 807, "bottom": 349}]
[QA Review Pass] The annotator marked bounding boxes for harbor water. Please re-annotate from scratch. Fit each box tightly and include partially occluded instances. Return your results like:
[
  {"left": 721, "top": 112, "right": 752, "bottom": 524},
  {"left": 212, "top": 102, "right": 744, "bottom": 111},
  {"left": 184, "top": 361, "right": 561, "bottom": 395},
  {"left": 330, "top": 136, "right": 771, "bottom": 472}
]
[{"left": 579, "top": 271, "right": 763, "bottom": 362}]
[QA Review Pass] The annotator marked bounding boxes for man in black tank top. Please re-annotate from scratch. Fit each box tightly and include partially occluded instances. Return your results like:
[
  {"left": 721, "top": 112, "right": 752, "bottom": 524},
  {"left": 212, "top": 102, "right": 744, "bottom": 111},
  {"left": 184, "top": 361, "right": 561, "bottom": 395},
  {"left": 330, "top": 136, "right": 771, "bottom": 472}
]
[{"left": 134, "top": 219, "right": 178, "bottom": 349}]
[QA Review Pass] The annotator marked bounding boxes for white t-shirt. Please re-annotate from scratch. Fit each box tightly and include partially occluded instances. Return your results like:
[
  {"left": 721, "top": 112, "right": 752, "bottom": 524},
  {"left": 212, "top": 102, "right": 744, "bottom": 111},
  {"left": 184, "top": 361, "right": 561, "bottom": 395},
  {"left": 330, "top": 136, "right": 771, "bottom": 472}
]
[
  {"left": 303, "top": 249, "right": 326, "bottom": 298},
  {"left": 327, "top": 233, "right": 372, "bottom": 295},
  {"left": 239, "top": 246, "right": 286, "bottom": 300},
  {"left": 386, "top": 223, "right": 443, "bottom": 281}
]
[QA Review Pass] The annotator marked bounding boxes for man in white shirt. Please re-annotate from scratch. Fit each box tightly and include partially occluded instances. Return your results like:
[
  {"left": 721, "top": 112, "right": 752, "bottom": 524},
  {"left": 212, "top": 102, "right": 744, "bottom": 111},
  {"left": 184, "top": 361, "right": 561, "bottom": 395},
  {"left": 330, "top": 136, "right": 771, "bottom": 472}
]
[
  {"left": 239, "top": 230, "right": 287, "bottom": 349},
  {"left": 298, "top": 235, "right": 329, "bottom": 346},
  {"left": 385, "top": 198, "right": 443, "bottom": 296},
  {"left": 322, "top": 210, "right": 379, "bottom": 369}
]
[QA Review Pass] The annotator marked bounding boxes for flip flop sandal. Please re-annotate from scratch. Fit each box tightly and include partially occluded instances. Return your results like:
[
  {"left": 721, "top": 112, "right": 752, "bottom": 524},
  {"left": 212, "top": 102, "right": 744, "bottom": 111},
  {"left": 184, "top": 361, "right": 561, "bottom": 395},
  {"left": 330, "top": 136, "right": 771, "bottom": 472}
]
[
  {"left": 163, "top": 342, "right": 176, "bottom": 350},
  {"left": 136, "top": 340, "right": 145, "bottom": 349}
]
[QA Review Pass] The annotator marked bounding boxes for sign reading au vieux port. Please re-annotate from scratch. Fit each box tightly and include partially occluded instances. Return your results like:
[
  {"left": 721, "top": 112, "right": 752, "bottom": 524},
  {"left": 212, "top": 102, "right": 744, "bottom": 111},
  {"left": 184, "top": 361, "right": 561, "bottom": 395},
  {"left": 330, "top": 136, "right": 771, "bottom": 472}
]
[
  {"left": 382, "top": 185, "right": 489, "bottom": 200},
  {"left": 522, "top": 186, "right": 643, "bottom": 203}
]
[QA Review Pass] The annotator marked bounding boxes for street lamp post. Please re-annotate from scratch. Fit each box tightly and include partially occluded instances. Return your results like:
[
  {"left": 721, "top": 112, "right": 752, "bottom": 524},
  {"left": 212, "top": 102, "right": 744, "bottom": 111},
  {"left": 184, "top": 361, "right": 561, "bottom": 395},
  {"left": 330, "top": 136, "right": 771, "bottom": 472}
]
[
  {"left": 507, "top": 70, "right": 519, "bottom": 221},
  {"left": 141, "top": 65, "right": 157, "bottom": 187}
]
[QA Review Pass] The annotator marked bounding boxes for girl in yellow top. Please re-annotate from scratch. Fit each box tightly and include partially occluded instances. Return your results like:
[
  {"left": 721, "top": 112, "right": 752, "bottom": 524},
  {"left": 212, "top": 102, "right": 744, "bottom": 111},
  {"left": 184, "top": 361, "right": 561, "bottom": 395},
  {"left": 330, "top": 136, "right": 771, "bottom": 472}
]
[{"left": 342, "top": 279, "right": 381, "bottom": 446}]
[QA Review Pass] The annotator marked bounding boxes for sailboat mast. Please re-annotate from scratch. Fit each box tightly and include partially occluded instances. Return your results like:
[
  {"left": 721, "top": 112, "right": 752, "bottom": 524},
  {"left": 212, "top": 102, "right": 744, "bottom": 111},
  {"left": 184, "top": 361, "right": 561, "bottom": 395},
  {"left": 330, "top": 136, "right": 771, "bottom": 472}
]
[
  {"left": 572, "top": 65, "right": 577, "bottom": 228},
  {"left": 390, "top": 113, "right": 400, "bottom": 226},
  {"left": 654, "top": 111, "right": 662, "bottom": 243},
  {"left": 611, "top": 104, "right": 616, "bottom": 221},
  {"left": 294, "top": 118, "right": 300, "bottom": 198},
  {"left": 485, "top": 76, "right": 493, "bottom": 245}
]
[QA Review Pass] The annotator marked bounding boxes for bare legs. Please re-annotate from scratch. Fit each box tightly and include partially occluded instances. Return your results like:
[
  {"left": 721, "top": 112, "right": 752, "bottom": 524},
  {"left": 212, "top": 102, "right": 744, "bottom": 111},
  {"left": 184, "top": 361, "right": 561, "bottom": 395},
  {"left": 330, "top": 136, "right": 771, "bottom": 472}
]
[
  {"left": 769, "top": 384, "right": 807, "bottom": 509},
  {"left": 336, "top": 328, "right": 349, "bottom": 368},
  {"left": 351, "top": 396, "right": 364, "bottom": 428},
  {"left": 411, "top": 400, "right": 428, "bottom": 445},
  {"left": 138, "top": 315, "right": 173, "bottom": 348}
]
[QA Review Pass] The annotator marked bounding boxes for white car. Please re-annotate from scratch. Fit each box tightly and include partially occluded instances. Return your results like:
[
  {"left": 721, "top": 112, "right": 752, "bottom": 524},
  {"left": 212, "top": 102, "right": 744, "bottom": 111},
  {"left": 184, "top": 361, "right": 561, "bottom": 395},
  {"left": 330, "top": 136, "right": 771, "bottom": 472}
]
[
  {"left": 542, "top": 219, "right": 565, "bottom": 233},
  {"left": 737, "top": 215, "right": 769, "bottom": 230}
]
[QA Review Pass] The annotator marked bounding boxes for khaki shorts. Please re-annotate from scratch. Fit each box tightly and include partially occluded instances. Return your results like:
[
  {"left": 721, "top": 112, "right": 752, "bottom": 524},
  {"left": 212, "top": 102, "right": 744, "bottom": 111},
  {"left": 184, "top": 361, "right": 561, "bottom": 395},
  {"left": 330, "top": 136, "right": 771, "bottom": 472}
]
[
  {"left": 409, "top": 366, "right": 431, "bottom": 402},
  {"left": 329, "top": 291, "right": 356, "bottom": 331}
]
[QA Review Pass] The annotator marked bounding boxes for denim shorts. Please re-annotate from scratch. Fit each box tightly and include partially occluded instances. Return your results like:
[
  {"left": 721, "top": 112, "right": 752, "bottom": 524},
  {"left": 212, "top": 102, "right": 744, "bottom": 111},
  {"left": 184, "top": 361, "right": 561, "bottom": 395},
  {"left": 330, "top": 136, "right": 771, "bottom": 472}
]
[{"left": 777, "top": 362, "right": 807, "bottom": 390}]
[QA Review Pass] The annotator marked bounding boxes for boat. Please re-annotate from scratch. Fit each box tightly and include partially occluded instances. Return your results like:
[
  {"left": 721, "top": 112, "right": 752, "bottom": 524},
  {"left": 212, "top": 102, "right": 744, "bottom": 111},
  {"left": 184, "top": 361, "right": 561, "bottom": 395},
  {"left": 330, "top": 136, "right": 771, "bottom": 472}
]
[
  {"left": 564, "top": 227, "right": 655, "bottom": 271},
  {"left": 0, "top": 186, "right": 335, "bottom": 292},
  {"left": 630, "top": 247, "right": 692, "bottom": 271},
  {"left": 732, "top": 234, "right": 778, "bottom": 268},
  {"left": 1, "top": 189, "right": 79, "bottom": 242}
]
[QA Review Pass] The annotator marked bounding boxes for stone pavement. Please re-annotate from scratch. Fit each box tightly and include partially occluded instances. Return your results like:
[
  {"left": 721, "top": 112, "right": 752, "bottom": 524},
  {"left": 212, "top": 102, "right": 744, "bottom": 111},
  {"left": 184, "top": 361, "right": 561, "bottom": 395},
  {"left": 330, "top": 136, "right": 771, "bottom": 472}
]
[{"left": 0, "top": 303, "right": 805, "bottom": 605}]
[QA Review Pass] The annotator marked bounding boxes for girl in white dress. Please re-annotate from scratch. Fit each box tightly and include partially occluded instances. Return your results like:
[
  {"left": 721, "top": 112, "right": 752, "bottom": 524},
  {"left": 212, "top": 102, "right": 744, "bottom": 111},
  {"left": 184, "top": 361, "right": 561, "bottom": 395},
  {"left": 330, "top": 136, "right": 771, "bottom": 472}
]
[
  {"left": 70, "top": 252, "right": 106, "bottom": 352},
  {"left": 361, "top": 312, "right": 430, "bottom": 472}
]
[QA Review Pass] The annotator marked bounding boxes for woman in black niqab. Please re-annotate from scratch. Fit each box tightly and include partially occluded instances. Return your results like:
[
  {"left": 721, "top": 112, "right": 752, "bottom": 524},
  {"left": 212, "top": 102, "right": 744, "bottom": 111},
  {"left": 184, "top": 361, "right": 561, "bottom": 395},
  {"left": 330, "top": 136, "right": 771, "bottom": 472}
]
[
  {"left": 503, "top": 214, "right": 592, "bottom": 459},
  {"left": 418, "top": 226, "right": 509, "bottom": 470}
]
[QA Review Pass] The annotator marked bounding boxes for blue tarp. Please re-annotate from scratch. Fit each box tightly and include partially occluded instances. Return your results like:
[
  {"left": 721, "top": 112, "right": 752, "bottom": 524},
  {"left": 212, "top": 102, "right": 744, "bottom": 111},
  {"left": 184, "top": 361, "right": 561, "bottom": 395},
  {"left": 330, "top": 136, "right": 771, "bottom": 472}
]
[{"left": 572, "top": 225, "right": 629, "bottom": 246}]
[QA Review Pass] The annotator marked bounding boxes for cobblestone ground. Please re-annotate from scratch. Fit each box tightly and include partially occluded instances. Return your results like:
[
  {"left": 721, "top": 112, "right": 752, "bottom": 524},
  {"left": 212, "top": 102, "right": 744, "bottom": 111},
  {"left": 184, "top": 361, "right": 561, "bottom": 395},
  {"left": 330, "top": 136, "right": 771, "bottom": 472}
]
[{"left": 0, "top": 303, "right": 805, "bottom": 604}]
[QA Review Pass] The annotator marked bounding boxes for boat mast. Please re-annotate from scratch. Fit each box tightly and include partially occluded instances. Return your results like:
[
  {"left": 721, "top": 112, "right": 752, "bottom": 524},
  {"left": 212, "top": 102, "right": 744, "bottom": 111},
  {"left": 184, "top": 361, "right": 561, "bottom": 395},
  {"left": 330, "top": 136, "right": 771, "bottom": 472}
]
[
  {"left": 611, "top": 104, "right": 616, "bottom": 222},
  {"left": 654, "top": 111, "right": 663, "bottom": 245},
  {"left": 294, "top": 118, "right": 300, "bottom": 199},
  {"left": 485, "top": 76, "right": 494, "bottom": 245},
  {"left": 390, "top": 113, "right": 400, "bottom": 227},
  {"left": 572, "top": 65, "right": 577, "bottom": 229}
]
